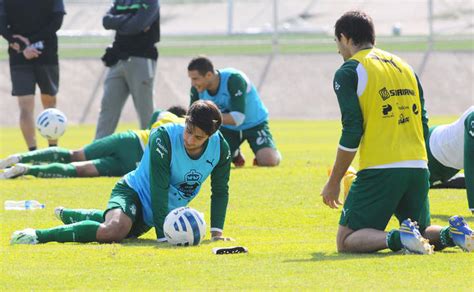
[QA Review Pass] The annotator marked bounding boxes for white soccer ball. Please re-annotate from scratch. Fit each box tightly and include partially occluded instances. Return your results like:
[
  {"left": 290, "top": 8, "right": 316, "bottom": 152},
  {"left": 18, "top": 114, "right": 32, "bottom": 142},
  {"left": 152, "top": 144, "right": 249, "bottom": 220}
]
[
  {"left": 36, "top": 108, "right": 67, "bottom": 140},
  {"left": 163, "top": 207, "right": 206, "bottom": 246}
]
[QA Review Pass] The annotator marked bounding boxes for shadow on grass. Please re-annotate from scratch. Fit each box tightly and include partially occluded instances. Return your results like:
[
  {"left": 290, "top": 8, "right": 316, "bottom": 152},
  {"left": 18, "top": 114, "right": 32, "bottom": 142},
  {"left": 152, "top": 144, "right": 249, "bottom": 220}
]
[
  {"left": 121, "top": 238, "right": 215, "bottom": 248},
  {"left": 430, "top": 214, "right": 455, "bottom": 222},
  {"left": 284, "top": 251, "right": 402, "bottom": 263}
]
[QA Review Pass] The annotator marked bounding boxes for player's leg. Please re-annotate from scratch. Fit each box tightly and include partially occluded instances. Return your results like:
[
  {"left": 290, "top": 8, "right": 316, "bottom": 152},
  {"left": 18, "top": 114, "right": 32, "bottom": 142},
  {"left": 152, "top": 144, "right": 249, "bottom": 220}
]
[
  {"left": 36, "top": 57, "right": 60, "bottom": 147},
  {"left": 95, "top": 64, "right": 129, "bottom": 139},
  {"left": 464, "top": 112, "right": 474, "bottom": 213},
  {"left": 55, "top": 206, "right": 104, "bottom": 224},
  {"left": 97, "top": 179, "right": 149, "bottom": 242},
  {"left": 336, "top": 225, "right": 388, "bottom": 253},
  {"left": 16, "top": 147, "right": 73, "bottom": 166},
  {"left": 83, "top": 131, "right": 143, "bottom": 176},
  {"left": 17, "top": 95, "right": 37, "bottom": 150},
  {"left": 337, "top": 169, "right": 400, "bottom": 252},
  {"left": 10, "top": 64, "right": 37, "bottom": 150},
  {"left": 339, "top": 168, "right": 432, "bottom": 254},
  {"left": 245, "top": 121, "right": 280, "bottom": 166},
  {"left": 11, "top": 180, "right": 145, "bottom": 244},
  {"left": 219, "top": 127, "right": 245, "bottom": 167},
  {"left": 126, "top": 57, "right": 156, "bottom": 129}
]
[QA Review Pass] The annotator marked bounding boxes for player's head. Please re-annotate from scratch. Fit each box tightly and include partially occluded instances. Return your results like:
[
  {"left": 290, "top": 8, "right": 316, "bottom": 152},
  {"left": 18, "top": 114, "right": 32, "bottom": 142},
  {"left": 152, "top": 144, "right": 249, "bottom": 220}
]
[
  {"left": 334, "top": 10, "right": 375, "bottom": 60},
  {"left": 166, "top": 105, "right": 187, "bottom": 117},
  {"left": 187, "top": 56, "right": 216, "bottom": 92},
  {"left": 184, "top": 100, "right": 222, "bottom": 152}
]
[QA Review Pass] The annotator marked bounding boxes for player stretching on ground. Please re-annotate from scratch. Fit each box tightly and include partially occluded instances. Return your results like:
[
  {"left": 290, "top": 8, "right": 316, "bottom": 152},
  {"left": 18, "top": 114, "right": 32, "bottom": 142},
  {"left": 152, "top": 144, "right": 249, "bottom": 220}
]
[
  {"left": 187, "top": 56, "right": 281, "bottom": 167},
  {"left": 0, "top": 106, "right": 186, "bottom": 179},
  {"left": 11, "top": 100, "right": 233, "bottom": 244},
  {"left": 321, "top": 10, "right": 472, "bottom": 254},
  {"left": 428, "top": 106, "right": 474, "bottom": 213}
]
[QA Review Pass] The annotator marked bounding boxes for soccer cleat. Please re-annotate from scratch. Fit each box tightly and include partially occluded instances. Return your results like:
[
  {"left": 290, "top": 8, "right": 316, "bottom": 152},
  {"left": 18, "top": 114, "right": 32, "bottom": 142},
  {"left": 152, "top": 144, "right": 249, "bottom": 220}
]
[
  {"left": 232, "top": 150, "right": 246, "bottom": 167},
  {"left": 10, "top": 228, "right": 38, "bottom": 245},
  {"left": 0, "top": 163, "right": 28, "bottom": 179},
  {"left": 54, "top": 206, "right": 65, "bottom": 222},
  {"left": 449, "top": 215, "right": 474, "bottom": 252},
  {"left": 0, "top": 155, "right": 20, "bottom": 169},
  {"left": 399, "top": 219, "right": 434, "bottom": 254}
]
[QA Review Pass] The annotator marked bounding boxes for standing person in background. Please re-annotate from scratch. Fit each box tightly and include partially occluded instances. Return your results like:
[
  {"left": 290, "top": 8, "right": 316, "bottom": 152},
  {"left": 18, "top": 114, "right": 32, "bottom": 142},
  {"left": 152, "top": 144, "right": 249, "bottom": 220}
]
[
  {"left": 95, "top": 0, "right": 160, "bottom": 140},
  {"left": 0, "top": 0, "right": 65, "bottom": 151}
]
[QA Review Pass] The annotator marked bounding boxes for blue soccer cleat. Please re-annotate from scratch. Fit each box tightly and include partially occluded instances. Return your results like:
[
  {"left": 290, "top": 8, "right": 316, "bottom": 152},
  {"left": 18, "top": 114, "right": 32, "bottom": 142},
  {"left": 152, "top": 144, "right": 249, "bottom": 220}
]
[
  {"left": 399, "top": 218, "right": 434, "bottom": 254},
  {"left": 449, "top": 215, "right": 474, "bottom": 252}
]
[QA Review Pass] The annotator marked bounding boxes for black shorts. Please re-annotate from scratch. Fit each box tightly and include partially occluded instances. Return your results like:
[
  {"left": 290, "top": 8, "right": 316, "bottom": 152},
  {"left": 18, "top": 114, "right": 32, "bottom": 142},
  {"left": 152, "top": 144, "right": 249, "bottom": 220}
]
[{"left": 10, "top": 64, "right": 59, "bottom": 96}]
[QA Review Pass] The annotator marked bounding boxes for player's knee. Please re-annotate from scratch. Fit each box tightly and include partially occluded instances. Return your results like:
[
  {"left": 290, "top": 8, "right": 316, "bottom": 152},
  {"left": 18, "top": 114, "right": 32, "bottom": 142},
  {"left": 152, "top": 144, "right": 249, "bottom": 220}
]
[
  {"left": 97, "top": 220, "right": 129, "bottom": 243},
  {"left": 255, "top": 149, "right": 281, "bottom": 167},
  {"left": 336, "top": 226, "right": 353, "bottom": 253}
]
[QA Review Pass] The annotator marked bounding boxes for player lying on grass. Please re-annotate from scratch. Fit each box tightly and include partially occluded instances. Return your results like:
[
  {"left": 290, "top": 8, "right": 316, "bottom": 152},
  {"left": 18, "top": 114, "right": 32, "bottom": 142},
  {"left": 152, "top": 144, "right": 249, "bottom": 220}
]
[
  {"left": 11, "top": 100, "right": 234, "bottom": 244},
  {"left": 337, "top": 106, "right": 474, "bottom": 214},
  {"left": 0, "top": 106, "right": 186, "bottom": 179},
  {"left": 428, "top": 106, "right": 473, "bottom": 213},
  {"left": 321, "top": 10, "right": 473, "bottom": 254},
  {"left": 188, "top": 56, "right": 281, "bottom": 167}
]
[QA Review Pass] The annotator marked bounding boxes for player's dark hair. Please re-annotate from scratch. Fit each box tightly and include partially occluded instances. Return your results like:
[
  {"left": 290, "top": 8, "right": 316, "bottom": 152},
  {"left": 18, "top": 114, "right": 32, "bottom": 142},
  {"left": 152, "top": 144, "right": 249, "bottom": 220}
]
[
  {"left": 186, "top": 100, "right": 222, "bottom": 136},
  {"left": 335, "top": 10, "right": 375, "bottom": 46},
  {"left": 166, "top": 105, "right": 187, "bottom": 117},
  {"left": 187, "top": 56, "right": 214, "bottom": 76}
]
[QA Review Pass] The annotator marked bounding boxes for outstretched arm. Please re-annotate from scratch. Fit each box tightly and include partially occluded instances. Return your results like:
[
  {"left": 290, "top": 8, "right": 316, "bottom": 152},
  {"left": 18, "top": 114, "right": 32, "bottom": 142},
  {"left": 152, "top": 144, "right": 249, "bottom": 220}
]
[
  {"left": 209, "top": 134, "right": 232, "bottom": 240},
  {"left": 149, "top": 128, "right": 172, "bottom": 240}
]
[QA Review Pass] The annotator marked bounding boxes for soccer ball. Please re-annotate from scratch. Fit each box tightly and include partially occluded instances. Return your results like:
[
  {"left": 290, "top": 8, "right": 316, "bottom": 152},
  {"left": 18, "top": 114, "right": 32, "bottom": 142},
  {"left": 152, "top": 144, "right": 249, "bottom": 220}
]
[
  {"left": 36, "top": 108, "right": 67, "bottom": 140},
  {"left": 163, "top": 207, "right": 206, "bottom": 246}
]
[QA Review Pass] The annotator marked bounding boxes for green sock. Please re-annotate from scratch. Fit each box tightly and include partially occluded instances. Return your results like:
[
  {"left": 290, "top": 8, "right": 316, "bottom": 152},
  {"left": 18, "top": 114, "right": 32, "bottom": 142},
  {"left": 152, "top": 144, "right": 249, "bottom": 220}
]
[
  {"left": 386, "top": 229, "right": 403, "bottom": 251},
  {"left": 20, "top": 147, "right": 72, "bottom": 164},
  {"left": 36, "top": 220, "right": 100, "bottom": 243},
  {"left": 26, "top": 163, "right": 77, "bottom": 178},
  {"left": 439, "top": 226, "right": 455, "bottom": 248},
  {"left": 60, "top": 208, "right": 105, "bottom": 224}
]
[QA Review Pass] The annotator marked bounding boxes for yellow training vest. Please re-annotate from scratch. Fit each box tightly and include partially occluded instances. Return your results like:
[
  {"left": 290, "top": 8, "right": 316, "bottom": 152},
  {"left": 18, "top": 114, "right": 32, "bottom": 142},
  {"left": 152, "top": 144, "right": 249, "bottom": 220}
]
[
  {"left": 133, "top": 112, "right": 185, "bottom": 148},
  {"left": 351, "top": 48, "right": 427, "bottom": 169}
]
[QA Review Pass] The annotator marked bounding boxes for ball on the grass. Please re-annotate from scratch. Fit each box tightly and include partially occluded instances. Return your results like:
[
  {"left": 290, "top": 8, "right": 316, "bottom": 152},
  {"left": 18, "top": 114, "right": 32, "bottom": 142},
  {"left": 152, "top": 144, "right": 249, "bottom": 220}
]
[{"left": 163, "top": 207, "right": 206, "bottom": 246}]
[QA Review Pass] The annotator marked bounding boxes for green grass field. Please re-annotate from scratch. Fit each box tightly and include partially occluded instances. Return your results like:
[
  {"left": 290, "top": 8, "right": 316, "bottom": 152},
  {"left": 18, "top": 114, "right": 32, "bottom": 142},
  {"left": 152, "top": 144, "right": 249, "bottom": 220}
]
[
  {"left": 0, "top": 118, "right": 473, "bottom": 290},
  {"left": 1, "top": 34, "right": 473, "bottom": 59}
]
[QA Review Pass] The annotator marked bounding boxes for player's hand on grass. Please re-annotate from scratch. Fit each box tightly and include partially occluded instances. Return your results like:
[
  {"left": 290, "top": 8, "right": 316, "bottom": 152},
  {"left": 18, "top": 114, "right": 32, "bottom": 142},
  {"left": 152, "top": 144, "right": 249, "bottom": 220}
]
[
  {"left": 211, "top": 230, "right": 235, "bottom": 242},
  {"left": 321, "top": 180, "right": 343, "bottom": 209}
]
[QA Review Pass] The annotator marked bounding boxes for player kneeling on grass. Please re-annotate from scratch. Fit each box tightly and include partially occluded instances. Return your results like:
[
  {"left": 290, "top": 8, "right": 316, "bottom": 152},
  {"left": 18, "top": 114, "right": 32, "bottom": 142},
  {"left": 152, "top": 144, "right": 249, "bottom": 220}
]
[
  {"left": 321, "top": 10, "right": 473, "bottom": 254},
  {"left": 0, "top": 106, "right": 186, "bottom": 179},
  {"left": 187, "top": 56, "right": 281, "bottom": 167},
  {"left": 11, "top": 100, "right": 234, "bottom": 244}
]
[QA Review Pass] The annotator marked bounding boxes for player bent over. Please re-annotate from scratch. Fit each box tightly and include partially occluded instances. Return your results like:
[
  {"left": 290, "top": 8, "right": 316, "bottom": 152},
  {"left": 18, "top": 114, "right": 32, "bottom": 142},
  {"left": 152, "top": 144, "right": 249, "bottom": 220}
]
[
  {"left": 11, "top": 101, "right": 233, "bottom": 244},
  {"left": 321, "top": 11, "right": 473, "bottom": 254},
  {"left": 0, "top": 106, "right": 186, "bottom": 179},
  {"left": 428, "top": 106, "right": 474, "bottom": 213}
]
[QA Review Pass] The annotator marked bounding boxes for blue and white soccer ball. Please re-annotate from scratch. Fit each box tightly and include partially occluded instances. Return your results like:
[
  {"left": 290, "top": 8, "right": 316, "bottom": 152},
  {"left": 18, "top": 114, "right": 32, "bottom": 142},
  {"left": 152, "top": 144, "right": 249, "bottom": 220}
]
[
  {"left": 163, "top": 207, "right": 206, "bottom": 246},
  {"left": 36, "top": 108, "right": 67, "bottom": 140}
]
